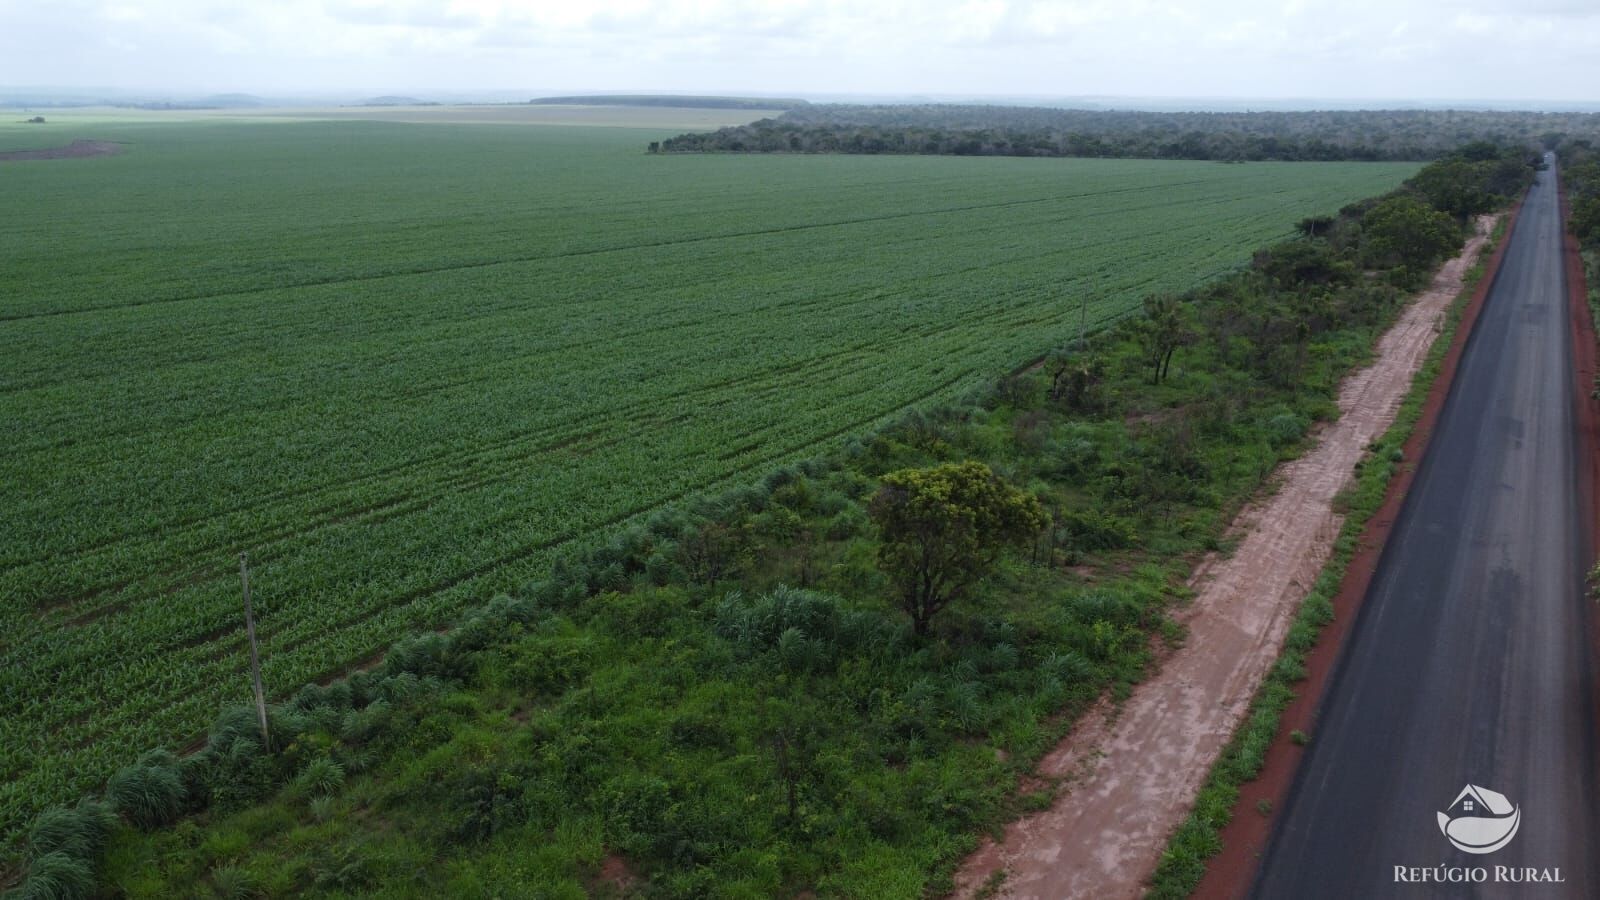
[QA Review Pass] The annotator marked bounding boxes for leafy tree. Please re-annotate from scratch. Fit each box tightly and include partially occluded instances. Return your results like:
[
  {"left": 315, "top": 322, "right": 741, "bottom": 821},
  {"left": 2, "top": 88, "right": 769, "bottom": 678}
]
[
  {"left": 1573, "top": 196, "right": 1600, "bottom": 246},
  {"left": 1135, "top": 294, "right": 1196, "bottom": 384},
  {"left": 1296, "top": 215, "right": 1335, "bottom": 238},
  {"left": 1049, "top": 353, "right": 1107, "bottom": 411},
  {"left": 868, "top": 462, "right": 1045, "bottom": 636},
  {"left": 1407, "top": 158, "right": 1496, "bottom": 219},
  {"left": 1360, "top": 195, "right": 1461, "bottom": 276},
  {"left": 1254, "top": 241, "right": 1355, "bottom": 289}
]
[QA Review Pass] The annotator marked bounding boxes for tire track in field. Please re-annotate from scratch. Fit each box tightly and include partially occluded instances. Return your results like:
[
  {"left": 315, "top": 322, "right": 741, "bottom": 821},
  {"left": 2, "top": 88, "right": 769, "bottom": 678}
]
[
  {"left": 3, "top": 330, "right": 896, "bottom": 597},
  {"left": 7, "top": 343, "right": 913, "bottom": 668},
  {"left": 20, "top": 288, "right": 1039, "bottom": 670},
  {"left": 16, "top": 361, "right": 974, "bottom": 756},
  {"left": 7, "top": 204, "right": 1250, "bottom": 623},
  {"left": 0, "top": 178, "right": 1216, "bottom": 323},
  {"left": 0, "top": 172, "right": 1227, "bottom": 396},
  {"left": 4, "top": 226, "right": 1091, "bottom": 579}
]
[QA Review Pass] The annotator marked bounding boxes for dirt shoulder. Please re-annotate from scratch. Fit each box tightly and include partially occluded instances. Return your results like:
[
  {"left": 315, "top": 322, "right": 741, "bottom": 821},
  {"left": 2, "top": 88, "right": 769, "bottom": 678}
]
[
  {"left": 0, "top": 140, "right": 125, "bottom": 161},
  {"left": 950, "top": 217, "right": 1498, "bottom": 900}
]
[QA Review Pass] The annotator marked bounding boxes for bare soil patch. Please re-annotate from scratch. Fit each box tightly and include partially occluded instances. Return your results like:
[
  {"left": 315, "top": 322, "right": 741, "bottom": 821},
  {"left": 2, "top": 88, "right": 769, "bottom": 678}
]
[
  {"left": 0, "top": 140, "right": 125, "bottom": 161},
  {"left": 950, "top": 217, "right": 1498, "bottom": 900}
]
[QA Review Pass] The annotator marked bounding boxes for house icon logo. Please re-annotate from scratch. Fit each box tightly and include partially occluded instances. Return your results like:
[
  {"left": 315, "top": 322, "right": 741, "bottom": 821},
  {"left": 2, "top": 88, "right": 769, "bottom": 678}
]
[{"left": 1437, "top": 785, "right": 1521, "bottom": 854}]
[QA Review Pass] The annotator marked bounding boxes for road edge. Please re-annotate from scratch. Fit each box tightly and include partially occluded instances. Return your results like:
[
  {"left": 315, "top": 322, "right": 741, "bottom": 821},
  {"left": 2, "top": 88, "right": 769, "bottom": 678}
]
[{"left": 1177, "top": 197, "right": 1525, "bottom": 899}]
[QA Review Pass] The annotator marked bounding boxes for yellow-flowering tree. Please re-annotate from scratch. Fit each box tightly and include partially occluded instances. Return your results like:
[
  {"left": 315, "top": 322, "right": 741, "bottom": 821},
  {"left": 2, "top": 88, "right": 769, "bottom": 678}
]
[{"left": 869, "top": 461, "right": 1046, "bottom": 636}]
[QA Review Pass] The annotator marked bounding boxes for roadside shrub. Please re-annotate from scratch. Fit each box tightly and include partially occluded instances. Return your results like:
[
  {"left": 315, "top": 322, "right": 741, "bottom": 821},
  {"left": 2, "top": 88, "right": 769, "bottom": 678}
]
[
  {"left": 644, "top": 545, "right": 682, "bottom": 585},
  {"left": 1265, "top": 410, "right": 1311, "bottom": 446},
  {"left": 600, "top": 772, "right": 674, "bottom": 858},
  {"left": 107, "top": 752, "right": 185, "bottom": 830},
  {"left": 383, "top": 633, "right": 463, "bottom": 680},
  {"left": 1048, "top": 429, "right": 1102, "bottom": 478},
  {"left": 208, "top": 706, "right": 269, "bottom": 753},
  {"left": 1058, "top": 507, "right": 1137, "bottom": 551},
  {"left": 715, "top": 586, "right": 845, "bottom": 656},
  {"left": 26, "top": 800, "right": 118, "bottom": 861},
  {"left": 296, "top": 757, "right": 346, "bottom": 798},
  {"left": 811, "top": 487, "right": 851, "bottom": 517},
  {"left": 824, "top": 506, "right": 869, "bottom": 541},
  {"left": 14, "top": 851, "right": 97, "bottom": 900},
  {"left": 212, "top": 863, "right": 264, "bottom": 900}
]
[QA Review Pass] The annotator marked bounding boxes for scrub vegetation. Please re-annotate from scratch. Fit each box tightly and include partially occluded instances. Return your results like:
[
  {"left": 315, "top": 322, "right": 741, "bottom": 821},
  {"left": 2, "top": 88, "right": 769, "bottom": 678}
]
[{"left": 2, "top": 142, "right": 1531, "bottom": 898}]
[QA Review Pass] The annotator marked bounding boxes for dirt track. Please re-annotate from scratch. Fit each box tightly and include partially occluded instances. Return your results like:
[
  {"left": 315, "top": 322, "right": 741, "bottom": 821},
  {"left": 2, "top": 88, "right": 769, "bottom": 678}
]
[
  {"left": 0, "top": 140, "right": 124, "bottom": 161},
  {"left": 950, "top": 217, "right": 1496, "bottom": 900}
]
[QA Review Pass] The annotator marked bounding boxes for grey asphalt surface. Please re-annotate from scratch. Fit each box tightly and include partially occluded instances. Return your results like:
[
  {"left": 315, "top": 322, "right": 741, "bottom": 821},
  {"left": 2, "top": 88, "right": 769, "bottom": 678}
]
[{"left": 1252, "top": 161, "right": 1600, "bottom": 898}]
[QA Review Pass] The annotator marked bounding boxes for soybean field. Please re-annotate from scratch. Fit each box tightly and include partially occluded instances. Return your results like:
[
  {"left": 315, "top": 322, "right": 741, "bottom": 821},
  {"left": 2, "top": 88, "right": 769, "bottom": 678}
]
[{"left": 0, "top": 115, "right": 1416, "bottom": 838}]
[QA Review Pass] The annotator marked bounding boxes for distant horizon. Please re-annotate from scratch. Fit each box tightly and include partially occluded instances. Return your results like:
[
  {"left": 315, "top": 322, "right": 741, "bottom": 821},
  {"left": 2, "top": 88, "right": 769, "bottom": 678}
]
[{"left": 5, "top": 86, "right": 1600, "bottom": 115}]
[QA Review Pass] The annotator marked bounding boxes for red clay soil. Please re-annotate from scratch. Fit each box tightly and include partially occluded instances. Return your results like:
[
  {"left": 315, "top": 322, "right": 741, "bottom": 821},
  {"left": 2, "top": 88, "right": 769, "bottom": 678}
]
[
  {"left": 1191, "top": 199, "right": 1526, "bottom": 899},
  {"left": 951, "top": 220, "right": 1500, "bottom": 900},
  {"left": 0, "top": 140, "right": 124, "bottom": 161}
]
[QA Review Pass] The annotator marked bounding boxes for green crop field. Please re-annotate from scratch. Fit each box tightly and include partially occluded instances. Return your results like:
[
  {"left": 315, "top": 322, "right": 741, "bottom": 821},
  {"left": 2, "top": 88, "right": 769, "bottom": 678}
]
[{"left": 0, "top": 115, "right": 1416, "bottom": 840}]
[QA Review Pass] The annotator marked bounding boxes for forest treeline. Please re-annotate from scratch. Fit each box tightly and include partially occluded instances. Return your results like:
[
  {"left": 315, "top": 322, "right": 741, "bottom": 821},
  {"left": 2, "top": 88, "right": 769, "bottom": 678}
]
[
  {"left": 5, "top": 149, "right": 1532, "bottom": 898},
  {"left": 654, "top": 105, "right": 1600, "bottom": 161},
  {"left": 1564, "top": 141, "right": 1600, "bottom": 252},
  {"left": 531, "top": 94, "right": 808, "bottom": 110}
]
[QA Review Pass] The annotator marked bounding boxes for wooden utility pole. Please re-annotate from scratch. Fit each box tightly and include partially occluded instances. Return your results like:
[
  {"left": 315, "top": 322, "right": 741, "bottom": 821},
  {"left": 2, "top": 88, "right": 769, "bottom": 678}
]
[
  {"left": 239, "top": 553, "right": 271, "bottom": 749},
  {"left": 1079, "top": 294, "right": 1088, "bottom": 351}
]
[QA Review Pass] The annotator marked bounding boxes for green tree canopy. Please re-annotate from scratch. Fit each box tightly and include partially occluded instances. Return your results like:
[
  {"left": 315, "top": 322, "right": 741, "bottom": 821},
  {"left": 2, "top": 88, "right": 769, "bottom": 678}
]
[
  {"left": 1573, "top": 196, "right": 1600, "bottom": 246},
  {"left": 1361, "top": 195, "right": 1462, "bottom": 277},
  {"left": 1407, "top": 158, "right": 1497, "bottom": 219},
  {"left": 868, "top": 461, "right": 1045, "bottom": 636},
  {"left": 1134, "top": 294, "right": 1198, "bottom": 384}
]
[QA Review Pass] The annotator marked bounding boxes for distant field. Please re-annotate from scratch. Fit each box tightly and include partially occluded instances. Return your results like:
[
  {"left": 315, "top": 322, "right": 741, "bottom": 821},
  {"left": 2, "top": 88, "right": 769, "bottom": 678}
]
[
  {"left": 0, "top": 103, "right": 784, "bottom": 133},
  {"left": 0, "top": 117, "right": 1416, "bottom": 838}
]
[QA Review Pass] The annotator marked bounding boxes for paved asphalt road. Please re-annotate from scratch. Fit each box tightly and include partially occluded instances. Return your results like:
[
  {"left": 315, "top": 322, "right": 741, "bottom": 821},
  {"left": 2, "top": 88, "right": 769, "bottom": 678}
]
[{"left": 1253, "top": 161, "right": 1600, "bottom": 898}]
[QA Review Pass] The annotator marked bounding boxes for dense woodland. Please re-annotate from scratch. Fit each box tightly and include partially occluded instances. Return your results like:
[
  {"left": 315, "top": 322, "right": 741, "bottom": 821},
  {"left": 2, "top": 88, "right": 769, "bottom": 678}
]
[
  {"left": 3, "top": 147, "right": 1532, "bottom": 899},
  {"left": 1564, "top": 141, "right": 1600, "bottom": 253},
  {"left": 532, "top": 95, "right": 808, "bottom": 110},
  {"left": 656, "top": 105, "right": 1600, "bottom": 161}
]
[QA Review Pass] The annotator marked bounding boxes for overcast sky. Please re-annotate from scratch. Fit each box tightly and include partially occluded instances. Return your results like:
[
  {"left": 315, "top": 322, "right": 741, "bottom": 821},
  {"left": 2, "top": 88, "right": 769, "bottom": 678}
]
[{"left": 2, "top": 0, "right": 1597, "bottom": 104}]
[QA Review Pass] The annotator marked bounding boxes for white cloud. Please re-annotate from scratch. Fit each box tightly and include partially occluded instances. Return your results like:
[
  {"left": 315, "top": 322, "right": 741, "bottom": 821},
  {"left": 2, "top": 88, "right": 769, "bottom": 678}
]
[{"left": 0, "top": 0, "right": 1595, "bottom": 102}]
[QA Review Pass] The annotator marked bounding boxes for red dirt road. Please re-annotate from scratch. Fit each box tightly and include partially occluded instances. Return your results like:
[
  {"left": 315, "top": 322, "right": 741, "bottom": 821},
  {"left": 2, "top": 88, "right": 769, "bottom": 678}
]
[{"left": 950, "top": 219, "right": 1497, "bottom": 900}]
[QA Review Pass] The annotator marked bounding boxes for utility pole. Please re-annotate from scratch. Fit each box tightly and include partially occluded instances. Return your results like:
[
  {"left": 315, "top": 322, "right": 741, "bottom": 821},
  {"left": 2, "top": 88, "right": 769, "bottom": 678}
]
[
  {"left": 1079, "top": 294, "right": 1088, "bottom": 351},
  {"left": 239, "top": 553, "right": 271, "bottom": 749}
]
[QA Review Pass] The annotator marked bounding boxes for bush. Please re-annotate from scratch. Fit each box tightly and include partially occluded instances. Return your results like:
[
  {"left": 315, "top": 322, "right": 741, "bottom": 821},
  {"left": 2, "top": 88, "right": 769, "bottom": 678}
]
[
  {"left": 26, "top": 800, "right": 118, "bottom": 861},
  {"left": 824, "top": 506, "right": 869, "bottom": 541},
  {"left": 1264, "top": 411, "right": 1311, "bottom": 446},
  {"left": 295, "top": 756, "right": 346, "bottom": 798},
  {"left": 212, "top": 863, "right": 264, "bottom": 900},
  {"left": 1058, "top": 507, "right": 1138, "bottom": 551},
  {"left": 715, "top": 586, "right": 846, "bottom": 655},
  {"left": 107, "top": 752, "right": 186, "bottom": 830},
  {"left": 14, "top": 851, "right": 97, "bottom": 900}
]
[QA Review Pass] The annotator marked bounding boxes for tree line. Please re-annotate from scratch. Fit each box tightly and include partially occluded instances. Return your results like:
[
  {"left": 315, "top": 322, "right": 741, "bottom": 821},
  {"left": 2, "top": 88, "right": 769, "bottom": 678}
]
[
  {"left": 533, "top": 95, "right": 809, "bottom": 110},
  {"left": 653, "top": 104, "right": 1600, "bottom": 162},
  {"left": 1562, "top": 140, "right": 1600, "bottom": 250}
]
